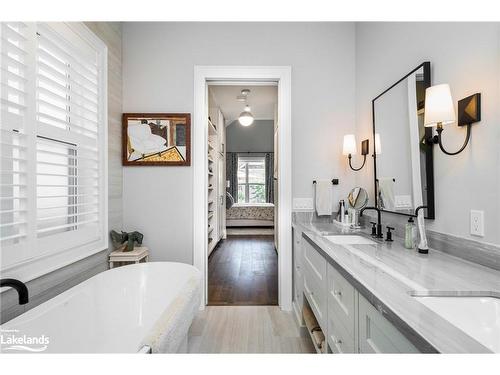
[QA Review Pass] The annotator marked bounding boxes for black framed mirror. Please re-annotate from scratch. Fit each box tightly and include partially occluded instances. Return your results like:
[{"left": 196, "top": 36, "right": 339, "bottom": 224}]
[{"left": 372, "top": 61, "right": 435, "bottom": 219}]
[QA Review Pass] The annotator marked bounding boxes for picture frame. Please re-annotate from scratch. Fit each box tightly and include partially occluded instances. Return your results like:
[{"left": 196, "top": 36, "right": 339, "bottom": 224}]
[{"left": 122, "top": 113, "right": 191, "bottom": 166}]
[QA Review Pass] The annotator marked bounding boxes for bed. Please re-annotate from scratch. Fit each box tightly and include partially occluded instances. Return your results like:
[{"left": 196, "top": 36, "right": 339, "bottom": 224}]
[{"left": 226, "top": 202, "right": 275, "bottom": 227}]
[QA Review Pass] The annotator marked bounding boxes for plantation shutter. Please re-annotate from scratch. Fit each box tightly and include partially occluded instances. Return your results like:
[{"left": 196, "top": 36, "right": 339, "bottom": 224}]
[
  {"left": 35, "top": 23, "right": 102, "bottom": 253},
  {"left": 1, "top": 22, "right": 107, "bottom": 275},
  {"left": 0, "top": 22, "right": 30, "bottom": 263}
]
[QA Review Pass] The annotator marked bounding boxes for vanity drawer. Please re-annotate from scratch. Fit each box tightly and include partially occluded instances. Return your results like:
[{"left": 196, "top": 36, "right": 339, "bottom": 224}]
[
  {"left": 328, "top": 310, "right": 355, "bottom": 353},
  {"left": 302, "top": 239, "right": 327, "bottom": 286},
  {"left": 304, "top": 270, "right": 327, "bottom": 330},
  {"left": 358, "top": 294, "right": 419, "bottom": 353},
  {"left": 327, "top": 263, "right": 356, "bottom": 336}
]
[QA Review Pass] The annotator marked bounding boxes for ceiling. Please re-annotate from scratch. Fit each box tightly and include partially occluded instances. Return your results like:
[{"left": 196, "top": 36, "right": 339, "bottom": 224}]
[{"left": 209, "top": 85, "right": 278, "bottom": 125}]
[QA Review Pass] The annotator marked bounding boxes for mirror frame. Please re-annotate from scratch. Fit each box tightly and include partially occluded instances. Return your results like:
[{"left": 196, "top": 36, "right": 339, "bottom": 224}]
[{"left": 371, "top": 61, "right": 435, "bottom": 219}]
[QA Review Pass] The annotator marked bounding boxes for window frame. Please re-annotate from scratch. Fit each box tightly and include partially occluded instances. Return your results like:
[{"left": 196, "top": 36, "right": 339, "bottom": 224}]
[
  {"left": 237, "top": 155, "right": 266, "bottom": 204},
  {"left": 0, "top": 23, "right": 108, "bottom": 282}
]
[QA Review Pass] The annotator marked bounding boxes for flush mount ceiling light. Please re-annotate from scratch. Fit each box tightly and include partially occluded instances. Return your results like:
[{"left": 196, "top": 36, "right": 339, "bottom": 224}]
[
  {"left": 236, "top": 88, "right": 251, "bottom": 102},
  {"left": 238, "top": 105, "right": 254, "bottom": 126}
]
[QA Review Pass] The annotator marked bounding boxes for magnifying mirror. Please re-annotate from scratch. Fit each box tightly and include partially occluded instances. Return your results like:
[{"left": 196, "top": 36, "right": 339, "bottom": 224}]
[{"left": 347, "top": 187, "right": 368, "bottom": 210}]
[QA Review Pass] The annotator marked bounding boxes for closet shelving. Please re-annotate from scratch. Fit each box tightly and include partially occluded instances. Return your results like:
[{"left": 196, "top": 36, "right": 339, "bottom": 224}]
[
  {"left": 207, "top": 105, "right": 226, "bottom": 257},
  {"left": 208, "top": 117, "right": 217, "bottom": 253}
]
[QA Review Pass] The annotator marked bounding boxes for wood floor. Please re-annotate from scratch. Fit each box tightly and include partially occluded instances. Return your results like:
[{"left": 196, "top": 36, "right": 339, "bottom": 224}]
[
  {"left": 208, "top": 235, "right": 278, "bottom": 306},
  {"left": 188, "top": 306, "right": 315, "bottom": 353}
]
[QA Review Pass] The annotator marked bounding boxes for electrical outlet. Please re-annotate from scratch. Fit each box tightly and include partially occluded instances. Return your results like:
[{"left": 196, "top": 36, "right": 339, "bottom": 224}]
[
  {"left": 293, "top": 198, "right": 313, "bottom": 210},
  {"left": 470, "top": 210, "right": 484, "bottom": 237}
]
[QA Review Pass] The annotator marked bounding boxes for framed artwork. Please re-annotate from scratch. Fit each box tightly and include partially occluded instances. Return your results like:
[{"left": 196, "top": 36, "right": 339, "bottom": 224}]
[{"left": 122, "top": 113, "right": 191, "bottom": 166}]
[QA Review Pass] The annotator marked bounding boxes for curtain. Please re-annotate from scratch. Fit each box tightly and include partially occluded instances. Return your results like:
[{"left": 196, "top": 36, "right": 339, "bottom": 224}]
[
  {"left": 226, "top": 152, "right": 238, "bottom": 202},
  {"left": 265, "top": 153, "right": 274, "bottom": 203}
]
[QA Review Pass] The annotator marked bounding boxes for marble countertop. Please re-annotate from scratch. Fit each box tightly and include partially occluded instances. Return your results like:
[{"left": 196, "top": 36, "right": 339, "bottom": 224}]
[{"left": 292, "top": 216, "right": 500, "bottom": 353}]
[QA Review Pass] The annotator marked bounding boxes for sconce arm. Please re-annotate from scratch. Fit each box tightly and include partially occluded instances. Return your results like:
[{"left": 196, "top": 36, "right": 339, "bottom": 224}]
[
  {"left": 434, "top": 123, "right": 472, "bottom": 156},
  {"left": 348, "top": 154, "right": 367, "bottom": 171}
]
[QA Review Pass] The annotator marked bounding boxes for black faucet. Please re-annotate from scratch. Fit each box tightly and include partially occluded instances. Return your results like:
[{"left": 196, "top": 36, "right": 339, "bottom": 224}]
[
  {"left": 360, "top": 206, "right": 383, "bottom": 238},
  {"left": 1, "top": 278, "right": 29, "bottom": 305}
]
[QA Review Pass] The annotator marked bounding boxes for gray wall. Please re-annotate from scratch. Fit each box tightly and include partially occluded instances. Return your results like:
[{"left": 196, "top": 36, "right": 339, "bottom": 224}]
[
  {"left": 355, "top": 22, "right": 500, "bottom": 246},
  {"left": 1, "top": 22, "right": 123, "bottom": 323},
  {"left": 226, "top": 120, "right": 274, "bottom": 153},
  {"left": 122, "top": 22, "right": 357, "bottom": 264}
]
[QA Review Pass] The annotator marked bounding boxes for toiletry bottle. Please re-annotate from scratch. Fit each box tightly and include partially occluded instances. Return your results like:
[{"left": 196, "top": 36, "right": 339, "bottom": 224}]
[
  {"left": 405, "top": 217, "right": 416, "bottom": 249},
  {"left": 339, "top": 200, "right": 345, "bottom": 223}
]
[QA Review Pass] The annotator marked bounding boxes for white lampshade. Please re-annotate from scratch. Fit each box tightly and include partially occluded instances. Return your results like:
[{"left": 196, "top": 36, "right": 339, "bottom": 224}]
[
  {"left": 343, "top": 134, "right": 357, "bottom": 156},
  {"left": 238, "top": 105, "right": 254, "bottom": 126},
  {"left": 424, "top": 84, "right": 455, "bottom": 127},
  {"left": 375, "top": 133, "right": 382, "bottom": 155}
]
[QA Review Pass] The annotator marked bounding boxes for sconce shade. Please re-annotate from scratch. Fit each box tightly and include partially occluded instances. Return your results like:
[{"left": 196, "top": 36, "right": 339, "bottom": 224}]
[
  {"left": 375, "top": 133, "right": 382, "bottom": 155},
  {"left": 424, "top": 84, "right": 455, "bottom": 127},
  {"left": 343, "top": 134, "right": 357, "bottom": 155}
]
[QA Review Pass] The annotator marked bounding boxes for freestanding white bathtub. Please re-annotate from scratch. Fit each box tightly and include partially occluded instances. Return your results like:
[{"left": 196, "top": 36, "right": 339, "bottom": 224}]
[{"left": 0, "top": 262, "right": 202, "bottom": 353}]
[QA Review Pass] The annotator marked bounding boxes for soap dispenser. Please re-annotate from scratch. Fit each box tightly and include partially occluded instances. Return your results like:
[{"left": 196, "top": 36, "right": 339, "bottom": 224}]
[{"left": 404, "top": 217, "right": 416, "bottom": 249}]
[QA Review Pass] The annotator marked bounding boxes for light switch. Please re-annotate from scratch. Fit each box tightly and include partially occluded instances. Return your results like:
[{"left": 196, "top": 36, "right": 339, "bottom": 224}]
[{"left": 470, "top": 210, "right": 484, "bottom": 237}]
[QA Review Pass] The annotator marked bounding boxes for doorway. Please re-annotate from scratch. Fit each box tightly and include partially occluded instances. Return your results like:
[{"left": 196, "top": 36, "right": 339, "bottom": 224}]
[
  {"left": 193, "top": 66, "right": 292, "bottom": 311},
  {"left": 207, "top": 84, "right": 278, "bottom": 305}
]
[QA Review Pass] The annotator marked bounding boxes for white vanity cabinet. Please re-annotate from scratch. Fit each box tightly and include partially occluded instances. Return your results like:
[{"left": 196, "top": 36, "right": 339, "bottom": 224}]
[
  {"left": 292, "top": 227, "right": 304, "bottom": 319},
  {"left": 294, "top": 234, "right": 421, "bottom": 354},
  {"left": 302, "top": 238, "right": 328, "bottom": 330},
  {"left": 358, "top": 294, "right": 419, "bottom": 353}
]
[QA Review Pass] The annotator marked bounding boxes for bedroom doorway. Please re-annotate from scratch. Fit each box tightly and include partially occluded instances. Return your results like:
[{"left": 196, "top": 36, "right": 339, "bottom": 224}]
[
  {"left": 206, "top": 84, "right": 278, "bottom": 305},
  {"left": 193, "top": 66, "right": 292, "bottom": 311}
]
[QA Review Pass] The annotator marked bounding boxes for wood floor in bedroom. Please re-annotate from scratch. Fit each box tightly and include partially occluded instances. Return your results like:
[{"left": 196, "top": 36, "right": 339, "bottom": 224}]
[
  {"left": 188, "top": 306, "right": 315, "bottom": 353},
  {"left": 208, "top": 235, "right": 278, "bottom": 306}
]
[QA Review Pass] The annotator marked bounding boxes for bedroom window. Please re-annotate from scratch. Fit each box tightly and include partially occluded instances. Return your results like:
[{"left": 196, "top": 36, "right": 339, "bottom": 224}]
[
  {"left": 0, "top": 22, "right": 107, "bottom": 280},
  {"left": 237, "top": 156, "right": 266, "bottom": 203}
]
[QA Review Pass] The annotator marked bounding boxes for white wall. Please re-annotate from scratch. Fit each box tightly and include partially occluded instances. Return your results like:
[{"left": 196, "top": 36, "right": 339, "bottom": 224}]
[
  {"left": 122, "top": 22, "right": 357, "bottom": 263},
  {"left": 355, "top": 22, "right": 500, "bottom": 245}
]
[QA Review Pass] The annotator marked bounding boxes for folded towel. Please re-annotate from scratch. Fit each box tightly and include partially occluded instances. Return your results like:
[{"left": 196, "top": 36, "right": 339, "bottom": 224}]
[
  {"left": 315, "top": 180, "right": 332, "bottom": 216},
  {"left": 378, "top": 177, "right": 395, "bottom": 211}
]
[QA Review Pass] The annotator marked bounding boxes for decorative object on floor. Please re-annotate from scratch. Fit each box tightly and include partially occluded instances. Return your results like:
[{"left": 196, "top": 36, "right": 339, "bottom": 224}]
[
  {"left": 109, "top": 246, "right": 149, "bottom": 269},
  {"left": 424, "top": 85, "right": 481, "bottom": 156},
  {"left": 343, "top": 134, "right": 369, "bottom": 171},
  {"left": 110, "top": 230, "right": 144, "bottom": 252},
  {"left": 122, "top": 113, "right": 191, "bottom": 166}
]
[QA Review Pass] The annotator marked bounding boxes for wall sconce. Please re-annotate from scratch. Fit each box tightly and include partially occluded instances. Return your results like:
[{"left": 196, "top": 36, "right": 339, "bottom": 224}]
[
  {"left": 343, "top": 134, "right": 369, "bottom": 171},
  {"left": 424, "top": 84, "right": 481, "bottom": 155}
]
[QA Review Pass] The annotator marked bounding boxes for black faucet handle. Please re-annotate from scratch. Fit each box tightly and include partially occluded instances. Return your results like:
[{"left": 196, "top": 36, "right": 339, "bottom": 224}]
[
  {"left": 386, "top": 226, "right": 394, "bottom": 242},
  {"left": 370, "top": 222, "right": 377, "bottom": 236}
]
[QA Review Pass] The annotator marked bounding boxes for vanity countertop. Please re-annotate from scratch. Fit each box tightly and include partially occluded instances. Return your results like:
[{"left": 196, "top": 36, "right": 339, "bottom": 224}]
[{"left": 292, "top": 217, "right": 500, "bottom": 353}]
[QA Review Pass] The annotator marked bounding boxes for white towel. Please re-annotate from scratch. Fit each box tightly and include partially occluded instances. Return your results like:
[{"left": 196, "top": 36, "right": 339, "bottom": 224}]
[
  {"left": 315, "top": 180, "right": 332, "bottom": 216},
  {"left": 378, "top": 178, "right": 395, "bottom": 211}
]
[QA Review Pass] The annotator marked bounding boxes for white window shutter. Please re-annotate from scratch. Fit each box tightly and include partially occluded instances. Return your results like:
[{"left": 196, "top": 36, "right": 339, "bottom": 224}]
[
  {"left": 1, "top": 22, "right": 29, "bottom": 253},
  {"left": 1, "top": 22, "right": 107, "bottom": 278}
]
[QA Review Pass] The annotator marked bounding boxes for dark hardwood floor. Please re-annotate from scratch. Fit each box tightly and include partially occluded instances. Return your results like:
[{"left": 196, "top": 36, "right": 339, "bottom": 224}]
[{"left": 208, "top": 235, "right": 278, "bottom": 306}]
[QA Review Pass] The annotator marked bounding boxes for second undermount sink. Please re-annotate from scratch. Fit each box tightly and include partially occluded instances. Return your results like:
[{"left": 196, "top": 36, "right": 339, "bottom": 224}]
[
  {"left": 323, "top": 235, "right": 377, "bottom": 245},
  {"left": 412, "top": 294, "right": 500, "bottom": 353}
]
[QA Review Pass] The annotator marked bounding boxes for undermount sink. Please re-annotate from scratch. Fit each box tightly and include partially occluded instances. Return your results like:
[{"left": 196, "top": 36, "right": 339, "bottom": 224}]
[
  {"left": 323, "top": 235, "right": 376, "bottom": 245},
  {"left": 413, "top": 294, "right": 500, "bottom": 352}
]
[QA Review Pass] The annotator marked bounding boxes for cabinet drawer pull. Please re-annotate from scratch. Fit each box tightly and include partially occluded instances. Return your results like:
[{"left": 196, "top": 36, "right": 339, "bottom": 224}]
[
  {"left": 335, "top": 339, "right": 342, "bottom": 344},
  {"left": 334, "top": 290, "right": 342, "bottom": 296}
]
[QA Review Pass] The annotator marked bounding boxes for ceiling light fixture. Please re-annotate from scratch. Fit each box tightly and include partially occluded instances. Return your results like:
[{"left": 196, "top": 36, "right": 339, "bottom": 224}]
[{"left": 238, "top": 105, "right": 254, "bottom": 126}]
